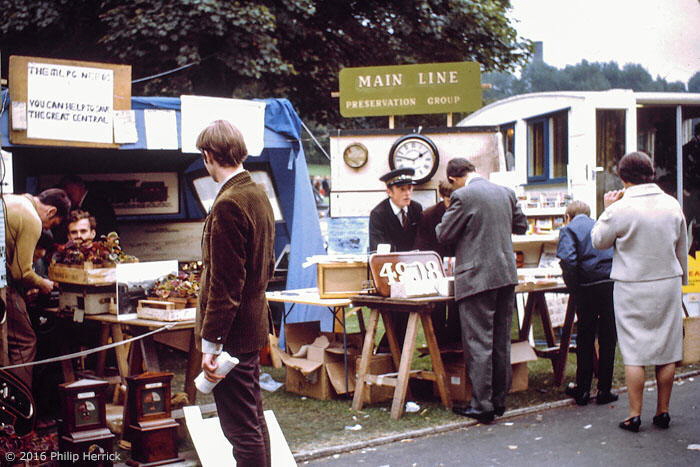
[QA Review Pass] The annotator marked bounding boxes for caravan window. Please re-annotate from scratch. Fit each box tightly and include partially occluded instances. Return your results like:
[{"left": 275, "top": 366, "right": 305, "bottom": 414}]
[{"left": 526, "top": 110, "right": 568, "bottom": 183}]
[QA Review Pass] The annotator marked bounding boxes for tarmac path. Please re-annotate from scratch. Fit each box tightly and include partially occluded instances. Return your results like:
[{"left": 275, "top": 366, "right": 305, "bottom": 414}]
[{"left": 305, "top": 375, "right": 700, "bottom": 467}]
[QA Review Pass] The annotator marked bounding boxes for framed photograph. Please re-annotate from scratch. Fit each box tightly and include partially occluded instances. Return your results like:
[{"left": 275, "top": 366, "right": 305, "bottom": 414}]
[{"left": 79, "top": 172, "right": 179, "bottom": 215}]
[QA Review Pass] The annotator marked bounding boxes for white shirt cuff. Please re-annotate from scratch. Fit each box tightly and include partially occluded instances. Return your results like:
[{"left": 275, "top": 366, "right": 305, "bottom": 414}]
[{"left": 201, "top": 339, "right": 223, "bottom": 355}]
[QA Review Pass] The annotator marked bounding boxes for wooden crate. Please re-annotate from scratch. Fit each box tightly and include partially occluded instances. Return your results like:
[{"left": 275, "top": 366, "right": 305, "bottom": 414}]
[
  {"left": 48, "top": 262, "right": 116, "bottom": 285},
  {"left": 147, "top": 296, "right": 197, "bottom": 309},
  {"left": 317, "top": 261, "right": 368, "bottom": 299},
  {"left": 137, "top": 299, "right": 195, "bottom": 322}
]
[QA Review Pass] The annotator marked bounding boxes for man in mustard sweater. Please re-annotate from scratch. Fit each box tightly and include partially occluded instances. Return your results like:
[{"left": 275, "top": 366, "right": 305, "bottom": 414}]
[
  {"left": 196, "top": 120, "right": 275, "bottom": 467},
  {"left": 4, "top": 189, "right": 71, "bottom": 388}
]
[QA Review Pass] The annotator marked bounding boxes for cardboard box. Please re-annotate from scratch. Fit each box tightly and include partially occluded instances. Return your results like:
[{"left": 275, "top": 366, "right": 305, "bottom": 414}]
[
  {"left": 510, "top": 340, "right": 537, "bottom": 392},
  {"left": 317, "top": 261, "right": 368, "bottom": 299},
  {"left": 433, "top": 341, "right": 538, "bottom": 401},
  {"left": 279, "top": 321, "right": 362, "bottom": 400},
  {"left": 49, "top": 262, "right": 116, "bottom": 285},
  {"left": 355, "top": 353, "right": 395, "bottom": 404}
]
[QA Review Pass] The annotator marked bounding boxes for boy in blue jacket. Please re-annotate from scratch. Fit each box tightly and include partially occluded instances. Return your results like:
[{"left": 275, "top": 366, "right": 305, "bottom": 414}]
[{"left": 557, "top": 200, "right": 618, "bottom": 405}]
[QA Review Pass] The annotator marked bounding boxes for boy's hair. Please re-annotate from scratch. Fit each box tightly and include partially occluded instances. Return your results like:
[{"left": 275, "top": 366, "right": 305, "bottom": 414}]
[
  {"left": 68, "top": 210, "right": 97, "bottom": 230},
  {"left": 446, "top": 158, "right": 476, "bottom": 178},
  {"left": 565, "top": 200, "right": 591, "bottom": 219},
  {"left": 438, "top": 180, "right": 454, "bottom": 198},
  {"left": 196, "top": 120, "right": 248, "bottom": 167},
  {"left": 618, "top": 151, "right": 654, "bottom": 184},
  {"left": 37, "top": 188, "right": 71, "bottom": 219}
]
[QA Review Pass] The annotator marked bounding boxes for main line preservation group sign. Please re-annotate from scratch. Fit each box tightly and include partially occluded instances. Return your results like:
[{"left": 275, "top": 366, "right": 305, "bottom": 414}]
[{"left": 339, "top": 62, "right": 481, "bottom": 118}]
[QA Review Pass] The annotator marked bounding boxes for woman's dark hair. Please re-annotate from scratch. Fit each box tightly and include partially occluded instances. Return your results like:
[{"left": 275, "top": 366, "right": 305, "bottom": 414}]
[{"left": 618, "top": 151, "right": 655, "bottom": 185}]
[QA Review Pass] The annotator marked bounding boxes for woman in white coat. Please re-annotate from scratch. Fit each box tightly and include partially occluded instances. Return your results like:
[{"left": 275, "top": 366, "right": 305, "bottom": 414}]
[{"left": 592, "top": 151, "right": 687, "bottom": 433}]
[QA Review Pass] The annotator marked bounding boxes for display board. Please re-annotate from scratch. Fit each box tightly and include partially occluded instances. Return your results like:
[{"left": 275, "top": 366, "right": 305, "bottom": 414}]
[
  {"left": 119, "top": 221, "right": 204, "bottom": 262},
  {"left": 8, "top": 55, "right": 131, "bottom": 147}
]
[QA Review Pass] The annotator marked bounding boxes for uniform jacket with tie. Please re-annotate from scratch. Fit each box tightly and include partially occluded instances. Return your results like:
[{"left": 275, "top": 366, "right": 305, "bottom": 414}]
[
  {"left": 436, "top": 177, "right": 527, "bottom": 301},
  {"left": 369, "top": 198, "right": 422, "bottom": 253},
  {"left": 196, "top": 172, "right": 276, "bottom": 355}
]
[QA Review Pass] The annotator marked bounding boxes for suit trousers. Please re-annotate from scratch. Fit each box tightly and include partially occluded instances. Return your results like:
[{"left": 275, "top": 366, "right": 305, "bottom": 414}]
[
  {"left": 574, "top": 282, "right": 616, "bottom": 393},
  {"left": 6, "top": 286, "right": 36, "bottom": 389},
  {"left": 213, "top": 351, "right": 271, "bottom": 467},
  {"left": 457, "top": 286, "right": 514, "bottom": 413}
]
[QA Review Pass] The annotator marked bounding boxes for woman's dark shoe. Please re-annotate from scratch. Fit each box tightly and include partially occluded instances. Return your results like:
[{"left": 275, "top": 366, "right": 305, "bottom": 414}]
[
  {"left": 565, "top": 385, "right": 590, "bottom": 406},
  {"left": 595, "top": 391, "right": 619, "bottom": 405},
  {"left": 494, "top": 406, "right": 506, "bottom": 417},
  {"left": 652, "top": 412, "right": 670, "bottom": 429},
  {"left": 619, "top": 416, "right": 641, "bottom": 432}
]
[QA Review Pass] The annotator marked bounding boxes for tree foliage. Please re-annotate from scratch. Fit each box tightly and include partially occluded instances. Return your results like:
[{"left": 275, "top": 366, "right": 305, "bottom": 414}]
[
  {"left": 689, "top": 72, "right": 700, "bottom": 93},
  {"left": 483, "top": 60, "right": 690, "bottom": 103},
  {"left": 0, "top": 0, "right": 531, "bottom": 128}
]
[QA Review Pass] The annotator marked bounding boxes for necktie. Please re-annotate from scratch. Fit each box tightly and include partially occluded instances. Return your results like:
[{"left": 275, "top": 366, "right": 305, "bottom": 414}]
[{"left": 400, "top": 209, "right": 408, "bottom": 230}]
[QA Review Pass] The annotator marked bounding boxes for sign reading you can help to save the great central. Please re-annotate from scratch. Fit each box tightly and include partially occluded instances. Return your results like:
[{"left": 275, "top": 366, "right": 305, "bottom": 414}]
[
  {"left": 339, "top": 61, "right": 481, "bottom": 117},
  {"left": 9, "top": 55, "right": 131, "bottom": 147}
]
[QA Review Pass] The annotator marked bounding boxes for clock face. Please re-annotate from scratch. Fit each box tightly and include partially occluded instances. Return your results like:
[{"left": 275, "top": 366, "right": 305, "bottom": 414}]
[
  {"left": 343, "top": 143, "right": 368, "bottom": 168},
  {"left": 389, "top": 135, "right": 439, "bottom": 184}
]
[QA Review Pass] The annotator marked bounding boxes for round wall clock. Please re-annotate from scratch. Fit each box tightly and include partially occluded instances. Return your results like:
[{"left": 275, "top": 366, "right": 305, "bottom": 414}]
[
  {"left": 343, "top": 142, "right": 369, "bottom": 168},
  {"left": 388, "top": 134, "right": 439, "bottom": 184}
]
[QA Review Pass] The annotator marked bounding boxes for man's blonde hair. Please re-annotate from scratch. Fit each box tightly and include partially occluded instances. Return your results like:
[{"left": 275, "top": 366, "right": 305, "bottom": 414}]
[
  {"left": 565, "top": 200, "right": 591, "bottom": 219},
  {"left": 196, "top": 120, "right": 248, "bottom": 167}
]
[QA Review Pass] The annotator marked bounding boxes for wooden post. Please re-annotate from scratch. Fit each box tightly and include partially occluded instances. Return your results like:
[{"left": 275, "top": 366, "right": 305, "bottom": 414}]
[
  {"left": 446, "top": 113, "right": 453, "bottom": 127},
  {"left": 388, "top": 115, "right": 395, "bottom": 129}
]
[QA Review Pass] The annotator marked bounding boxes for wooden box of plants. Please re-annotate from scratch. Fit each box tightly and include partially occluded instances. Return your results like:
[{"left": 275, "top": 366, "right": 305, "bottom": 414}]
[
  {"left": 49, "top": 261, "right": 117, "bottom": 286},
  {"left": 138, "top": 269, "right": 200, "bottom": 321},
  {"left": 49, "top": 233, "right": 138, "bottom": 286}
]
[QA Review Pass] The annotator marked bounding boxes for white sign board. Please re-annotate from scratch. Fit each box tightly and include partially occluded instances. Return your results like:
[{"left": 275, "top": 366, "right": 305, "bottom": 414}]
[
  {"left": 26, "top": 62, "right": 114, "bottom": 143},
  {"left": 180, "top": 95, "right": 266, "bottom": 156}
]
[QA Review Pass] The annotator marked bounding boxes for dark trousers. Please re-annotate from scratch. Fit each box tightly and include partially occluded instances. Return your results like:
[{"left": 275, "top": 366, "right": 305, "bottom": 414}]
[
  {"left": 458, "top": 286, "right": 514, "bottom": 413},
  {"left": 6, "top": 286, "right": 36, "bottom": 389},
  {"left": 213, "top": 351, "right": 271, "bottom": 467},
  {"left": 574, "top": 282, "right": 616, "bottom": 393}
]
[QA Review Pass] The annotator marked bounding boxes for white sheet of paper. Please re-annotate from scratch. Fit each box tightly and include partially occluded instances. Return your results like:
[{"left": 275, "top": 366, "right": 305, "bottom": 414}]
[
  {"left": 1, "top": 150, "right": 14, "bottom": 193},
  {"left": 113, "top": 110, "right": 138, "bottom": 144},
  {"left": 184, "top": 406, "right": 296, "bottom": 466},
  {"left": 180, "top": 95, "right": 266, "bottom": 156},
  {"left": 144, "top": 109, "right": 179, "bottom": 150},
  {"left": 376, "top": 243, "right": 392, "bottom": 254},
  {"left": 26, "top": 62, "right": 113, "bottom": 143},
  {"left": 11, "top": 101, "right": 27, "bottom": 130}
]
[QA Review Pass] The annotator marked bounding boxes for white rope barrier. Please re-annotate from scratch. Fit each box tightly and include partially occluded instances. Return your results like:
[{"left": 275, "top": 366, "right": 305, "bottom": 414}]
[{"left": 0, "top": 323, "right": 177, "bottom": 370}]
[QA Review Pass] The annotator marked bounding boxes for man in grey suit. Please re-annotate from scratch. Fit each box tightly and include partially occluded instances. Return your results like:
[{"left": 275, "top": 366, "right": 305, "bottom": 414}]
[{"left": 436, "top": 158, "right": 528, "bottom": 423}]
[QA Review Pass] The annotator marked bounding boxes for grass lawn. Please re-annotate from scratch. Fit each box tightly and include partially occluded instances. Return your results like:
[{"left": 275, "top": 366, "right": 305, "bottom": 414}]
[{"left": 166, "top": 308, "right": 697, "bottom": 455}]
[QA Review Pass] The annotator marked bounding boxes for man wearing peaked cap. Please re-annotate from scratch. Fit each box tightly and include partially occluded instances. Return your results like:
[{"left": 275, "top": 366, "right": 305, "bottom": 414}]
[
  {"left": 369, "top": 167, "right": 423, "bottom": 351},
  {"left": 378, "top": 167, "right": 416, "bottom": 187},
  {"left": 369, "top": 167, "right": 423, "bottom": 253}
]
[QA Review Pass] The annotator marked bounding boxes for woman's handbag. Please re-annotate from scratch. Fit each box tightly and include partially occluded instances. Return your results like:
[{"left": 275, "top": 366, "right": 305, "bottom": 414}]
[{"left": 682, "top": 302, "right": 700, "bottom": 365}]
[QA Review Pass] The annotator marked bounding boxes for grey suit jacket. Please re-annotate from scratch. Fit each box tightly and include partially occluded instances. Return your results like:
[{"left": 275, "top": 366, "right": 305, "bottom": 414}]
[{"left": 436, "top": 177, "right": 527, "bottom": 301}]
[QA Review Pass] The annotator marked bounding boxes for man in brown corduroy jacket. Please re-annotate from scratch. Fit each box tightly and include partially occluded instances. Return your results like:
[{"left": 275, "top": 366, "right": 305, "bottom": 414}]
[{"left": 196, "top": 120, "right": 275, "bottom": 467}]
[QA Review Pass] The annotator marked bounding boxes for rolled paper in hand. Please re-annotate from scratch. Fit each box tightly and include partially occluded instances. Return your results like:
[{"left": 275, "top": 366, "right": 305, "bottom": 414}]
[{"left": 194, "top": 351, "right": 239, "bottom": 394}]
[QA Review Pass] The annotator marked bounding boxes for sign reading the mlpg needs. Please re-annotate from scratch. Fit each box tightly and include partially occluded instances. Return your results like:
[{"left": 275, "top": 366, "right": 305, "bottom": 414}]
[
  {"left": 339, "top": 62, "right": 481, "bottom": 117},
  {"left": 9, "top": 55, "right": 131, "bottom": 147}
]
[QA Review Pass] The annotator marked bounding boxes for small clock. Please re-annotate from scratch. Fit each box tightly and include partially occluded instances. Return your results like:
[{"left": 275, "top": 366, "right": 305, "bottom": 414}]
[
  {"left": 343, "top": 142, "right": 369, "bottom": 168},
  {"left": 58, "top": 379, "right": 115, "bottom": 462},
  {"left": 388, "top": 134, "right": 439, "bottom": 184},
  {"left": 124, "top": 372, "right": 181, "bottom": 466}
]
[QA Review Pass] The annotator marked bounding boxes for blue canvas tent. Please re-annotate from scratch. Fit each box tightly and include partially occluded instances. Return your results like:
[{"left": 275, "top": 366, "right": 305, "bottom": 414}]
[{"left": 0, "top": 90, "right": 330, "bottom": 345}]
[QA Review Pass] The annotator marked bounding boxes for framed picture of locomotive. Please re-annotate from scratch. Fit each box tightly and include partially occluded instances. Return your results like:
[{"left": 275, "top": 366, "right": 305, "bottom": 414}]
[{"left": 80, "top": 172, "right": 179, "bottom": 215}]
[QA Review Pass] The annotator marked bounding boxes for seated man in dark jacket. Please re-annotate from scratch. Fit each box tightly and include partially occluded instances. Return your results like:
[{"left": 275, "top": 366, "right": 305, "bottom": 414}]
[{"left": 556, "top": 200, "right": 618, "bottom": 406}]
